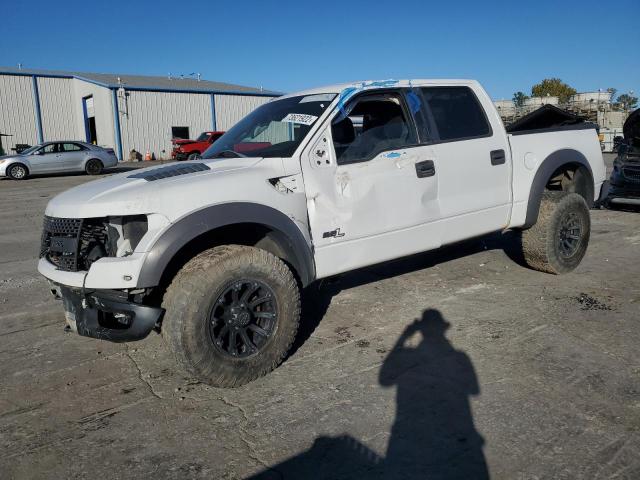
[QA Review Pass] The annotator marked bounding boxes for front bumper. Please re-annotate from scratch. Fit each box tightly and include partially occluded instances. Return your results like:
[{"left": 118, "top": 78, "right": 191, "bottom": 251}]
[
  {"left": 171, "top": 151, "right": 188, "bottom": 161},
  {"left": 607, "top": 182, "right": 640, "bottom": 205},
  {"left": 56, "top": 285, "right": 163, "bottom": 342}
]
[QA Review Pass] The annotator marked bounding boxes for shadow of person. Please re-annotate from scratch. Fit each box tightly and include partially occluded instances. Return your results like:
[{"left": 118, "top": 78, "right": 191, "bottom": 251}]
[
  {"left": 379, "top": 309, "right": 488, "bottom": 479},
  {"left": 248, "top": 309, "right": 487, "bottom": 479}
]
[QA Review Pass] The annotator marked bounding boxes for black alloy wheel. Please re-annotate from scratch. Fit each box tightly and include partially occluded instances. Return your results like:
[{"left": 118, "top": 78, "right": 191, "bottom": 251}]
[
  {"left": 557, "top": 211, "right": 583, "bottom": 258},
  {"left": 208, "top": 279, "right": 277, "bottom": 358}
]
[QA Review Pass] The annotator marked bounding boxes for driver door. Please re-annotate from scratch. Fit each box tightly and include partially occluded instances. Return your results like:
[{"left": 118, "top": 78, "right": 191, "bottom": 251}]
[
  {"left": 29, "top": 143, "right": 61, "bottom": 173},
  {"left": 302, "top": 90, "right": 442, "bottom": 279}
]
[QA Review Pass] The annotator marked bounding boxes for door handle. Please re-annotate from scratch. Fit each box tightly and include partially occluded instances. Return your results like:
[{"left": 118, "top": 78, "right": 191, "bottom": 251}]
[
  {"left": 490, "top": 149, "right": 506, "bottom": 166},
  {"left": 415, "top": 160, "right": 435, "bottom": 178}
]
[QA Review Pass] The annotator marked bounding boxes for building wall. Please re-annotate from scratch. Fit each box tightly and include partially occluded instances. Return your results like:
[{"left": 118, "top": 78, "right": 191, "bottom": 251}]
[
  {"left": 214, "top": 94, "right": 272, "bottom": 131},
  {"left": 0, "top": 74, "right": 38, "bottom": 154},
  {"left": 0, "top": 71, "right": 279, "bottom": 160},
  {"left": 72, "top": 79, "right": 115, "bottom": 150},
  {"left": 597, "top": 110, "right": 627, "bottom": 130},
  {"left": 37, "top": 77, "right": 78, "bottom": 141},
  {"left": 119, "top": 91, "right": 212, "bottom": 159}
]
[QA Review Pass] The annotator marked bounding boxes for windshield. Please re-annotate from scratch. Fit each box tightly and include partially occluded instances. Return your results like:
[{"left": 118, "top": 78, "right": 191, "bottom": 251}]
[
  {"left": 203, "top": 93, "right": 336, "bottom": 159},
  {"left": 195, "top": 132, "right": 210, "bottom": 142},
  {"left": 20, "top": 145, "right": 40, "bottom": 155}
]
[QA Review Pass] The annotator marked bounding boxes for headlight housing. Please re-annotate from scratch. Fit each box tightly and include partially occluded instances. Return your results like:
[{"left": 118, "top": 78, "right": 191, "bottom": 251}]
[{"left": 107, "top": 215, "right": 149, "bottom": 257}]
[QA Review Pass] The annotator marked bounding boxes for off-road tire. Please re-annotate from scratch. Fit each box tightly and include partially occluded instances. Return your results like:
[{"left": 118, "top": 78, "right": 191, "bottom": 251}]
[
  {"left": 85, "top": 159, "right": 103, "bottom": 175},
  {"left": 520, "top": 191, "right": 591, "bottom": 274},
  {"left": 187, "top": 152, "right": 201, "bottom": 160},
  {"left": 161, "top": 245, "right": 301, "bottom": 387},
  {"left": 7, "top": 163, "right": 28, "bottom": 180}
]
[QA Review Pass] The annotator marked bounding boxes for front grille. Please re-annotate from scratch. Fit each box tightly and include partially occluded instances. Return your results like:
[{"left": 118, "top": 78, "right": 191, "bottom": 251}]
[
  {"left": 622, "top": 167, "right": 640, "bottom": 183},
  {"left": 40, "top": 216, "right": 108, "bottom": 271}
]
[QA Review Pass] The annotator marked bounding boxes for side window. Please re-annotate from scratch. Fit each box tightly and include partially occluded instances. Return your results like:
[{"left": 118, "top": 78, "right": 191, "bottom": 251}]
[
  {"left": 420, "top": 87, "right": 491, "bottom": 141},
  {"left": 331, "top": 93, "right": 416, "bottom": 164},
  {"left": 40, "top": 144, "right": 57, "bottom": 154},
  {"left": 404, "top": 89, "right": 432, "bottom": 143},
  {"left": 61, "top": 143, "right": 83, "bottom": 152}
]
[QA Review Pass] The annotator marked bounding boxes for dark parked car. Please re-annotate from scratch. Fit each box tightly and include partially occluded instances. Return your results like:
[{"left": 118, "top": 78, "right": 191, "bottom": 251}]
[{"left": 606, "top": 109, "right": 640, "bottom": 207}]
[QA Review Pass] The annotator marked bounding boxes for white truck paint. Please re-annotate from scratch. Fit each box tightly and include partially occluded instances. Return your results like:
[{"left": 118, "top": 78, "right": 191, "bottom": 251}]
[{"left": 37, "top": 79, "right": 606, "bottom": 343}]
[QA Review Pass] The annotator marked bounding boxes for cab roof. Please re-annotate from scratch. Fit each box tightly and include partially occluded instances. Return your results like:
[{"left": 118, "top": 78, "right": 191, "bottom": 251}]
[{"left": 279, "top": 79, "right": 481, "bottom": 99}]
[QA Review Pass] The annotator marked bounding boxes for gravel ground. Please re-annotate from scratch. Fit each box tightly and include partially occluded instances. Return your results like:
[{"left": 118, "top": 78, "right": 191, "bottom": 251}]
[{"left": 0, "top": 155, "right": 639, "bottom": 479}]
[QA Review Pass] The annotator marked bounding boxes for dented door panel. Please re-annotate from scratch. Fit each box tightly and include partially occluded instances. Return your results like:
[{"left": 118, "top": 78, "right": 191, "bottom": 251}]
[{"left": 302, "top": 127, "right": 442, "bottom": 279}]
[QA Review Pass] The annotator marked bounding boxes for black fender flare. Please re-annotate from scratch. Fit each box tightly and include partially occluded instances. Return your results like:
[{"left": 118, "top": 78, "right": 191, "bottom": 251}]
[
  {"left": 523, "top": 149, "right": 594, "bottom": 228},
  {"left": 136, "top": 203, "right": 315, "bottom": 288}
]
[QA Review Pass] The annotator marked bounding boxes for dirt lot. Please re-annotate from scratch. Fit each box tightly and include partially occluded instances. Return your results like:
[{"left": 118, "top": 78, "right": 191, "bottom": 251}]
[{"left": 1, "top": 156, "right": 639, "bottom": 479}]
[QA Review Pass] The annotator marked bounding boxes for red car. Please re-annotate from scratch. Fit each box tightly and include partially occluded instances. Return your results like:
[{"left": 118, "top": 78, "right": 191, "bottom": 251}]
[{"left": 171, "top": 131, "right": 224, "bottom": 160}]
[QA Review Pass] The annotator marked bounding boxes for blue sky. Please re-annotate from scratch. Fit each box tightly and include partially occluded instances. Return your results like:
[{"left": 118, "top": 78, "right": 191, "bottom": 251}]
[{"left": 2, "top": 0, "right": 638, "bottom": 100}]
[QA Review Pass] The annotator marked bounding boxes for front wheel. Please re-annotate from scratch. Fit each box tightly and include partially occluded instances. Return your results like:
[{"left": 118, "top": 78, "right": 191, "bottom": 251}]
[
  {"left": 162, "top": 245, "right": 301, "bottom": 387},
  {"left": 85, "top": 159, "right": 103, "bottom": 175},
  {"left": 187, "top": 152, "right": 201, "bottom": 160},
  {"left": 7, "top": 163, "right": 28, "bottom": 180},
  {"left": 519, "top": 192, "right": 591, "bottom": 274}
]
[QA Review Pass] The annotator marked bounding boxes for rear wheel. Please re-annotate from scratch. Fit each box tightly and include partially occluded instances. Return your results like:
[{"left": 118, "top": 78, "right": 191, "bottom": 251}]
[
  {"left": 520, "top": 192, "right": 590, "bottom": 274},
  {"left": 85, "top": 159, "right": 103, "bottom": 175},
  {"left": 7, "top": 163, "right": 28, "bottom": 180},
  {"left": 162, "top": 245, "right": 301, "bottom": 387}
]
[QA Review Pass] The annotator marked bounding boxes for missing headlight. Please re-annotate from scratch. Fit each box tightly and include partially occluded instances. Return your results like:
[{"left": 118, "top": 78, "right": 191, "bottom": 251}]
[
  {"left": 104, "top": 215, "right": 149, "bottom": 257},
  {"left": 122, "top": 215, "right": 148, "bottom": 251}
]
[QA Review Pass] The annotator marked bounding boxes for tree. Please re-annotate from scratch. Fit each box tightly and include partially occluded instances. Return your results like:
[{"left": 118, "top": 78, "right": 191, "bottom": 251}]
[
  {"left": 513, "top": 91, "right": 529, "bottom": 107},
  {"left": 617, "top": 93, "right": 638, "bottom": 110},
  {"left": 531, "top": 78, "right": 577, "bottom": 103},
  {"left": 607, "top": 87, "right": 617, "bottom": 99}
]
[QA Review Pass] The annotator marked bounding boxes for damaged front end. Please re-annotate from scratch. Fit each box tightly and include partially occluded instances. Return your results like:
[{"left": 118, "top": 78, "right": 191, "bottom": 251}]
[
  {"left": 41, "top": 215, "right": 164, "bottom": 341},
  {"left": 607, "top": 109, "right": 640, "bottom": 206},
  {"left": 40, "top": 215, "right": 148, "bottom": 271},
  {"left": 54, "top": 285, "right": 163, "bottom": 342}
]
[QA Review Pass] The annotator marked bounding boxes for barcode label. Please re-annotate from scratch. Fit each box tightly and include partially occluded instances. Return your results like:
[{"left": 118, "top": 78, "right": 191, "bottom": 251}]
[{"left": 281, "top": 113, "right": 317, "bottom": 125}]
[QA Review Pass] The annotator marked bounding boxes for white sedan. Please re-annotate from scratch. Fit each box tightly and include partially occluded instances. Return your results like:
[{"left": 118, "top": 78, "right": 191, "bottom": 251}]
[{"left": 0, "top": 141, "right": 118, "bottom": 180}]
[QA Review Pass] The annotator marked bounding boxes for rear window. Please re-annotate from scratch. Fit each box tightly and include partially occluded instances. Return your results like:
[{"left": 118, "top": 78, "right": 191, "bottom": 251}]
[{"left": 421, "top": 87, "right": 491, "bottom": 141}]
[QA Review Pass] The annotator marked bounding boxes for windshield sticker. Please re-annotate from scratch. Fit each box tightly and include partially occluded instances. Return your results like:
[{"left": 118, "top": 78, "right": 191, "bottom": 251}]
[
  {"left": 299, "top": 94, "right": 336, "bottom": 103},
  {"left": 282, "top": 113, "right": 318, "bottom": 125}
]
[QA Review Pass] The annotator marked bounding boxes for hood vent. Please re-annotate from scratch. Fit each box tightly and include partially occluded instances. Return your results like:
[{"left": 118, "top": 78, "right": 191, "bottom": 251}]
[{"left": 128, "top": 162, "right": 210, "bottom": 182}]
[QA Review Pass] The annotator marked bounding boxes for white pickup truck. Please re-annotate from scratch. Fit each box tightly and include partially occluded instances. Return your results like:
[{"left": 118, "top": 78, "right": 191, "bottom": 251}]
[{"left": 38, "top": 79, "right": 606, "bottom": 387}]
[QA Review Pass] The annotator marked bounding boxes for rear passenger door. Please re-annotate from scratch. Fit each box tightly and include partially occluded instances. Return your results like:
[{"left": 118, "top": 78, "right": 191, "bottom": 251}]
[
  {"left": 60, "top": 143, "right": 88, "bottom": 171},
  {"left": 419, "top": 86, "right": 511, "bottom": 243}
]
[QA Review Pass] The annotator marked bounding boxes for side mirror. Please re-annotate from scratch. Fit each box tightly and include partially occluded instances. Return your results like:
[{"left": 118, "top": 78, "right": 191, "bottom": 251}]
[{"left": 35, "top": 150, "right": 43, "bottom": 155}]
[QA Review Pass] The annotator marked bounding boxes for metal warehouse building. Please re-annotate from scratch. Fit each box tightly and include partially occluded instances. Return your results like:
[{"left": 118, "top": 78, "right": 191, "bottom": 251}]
[{"left": 0, "top": 67, "right": 280, "bottom": 159}]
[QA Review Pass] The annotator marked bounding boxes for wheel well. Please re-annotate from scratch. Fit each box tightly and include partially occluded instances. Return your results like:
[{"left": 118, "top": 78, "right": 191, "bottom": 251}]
[
  {"left": 544, "top": 162, "right": 593, "bottom": 204},
  {"left": 153, "top": 223, "right": 303, "bottom": 303},
  {"left": 523, "top": 150, "right": 595, "bottom": 229}
]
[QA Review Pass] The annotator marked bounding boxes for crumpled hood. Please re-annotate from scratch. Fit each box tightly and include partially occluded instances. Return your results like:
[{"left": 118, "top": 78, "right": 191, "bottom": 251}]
[
  {"left": 172, "top": 139, "right": 196, "bottom": 146},
  {"left": 45, "top": 157, "right": 269, "bottom": 220}
]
